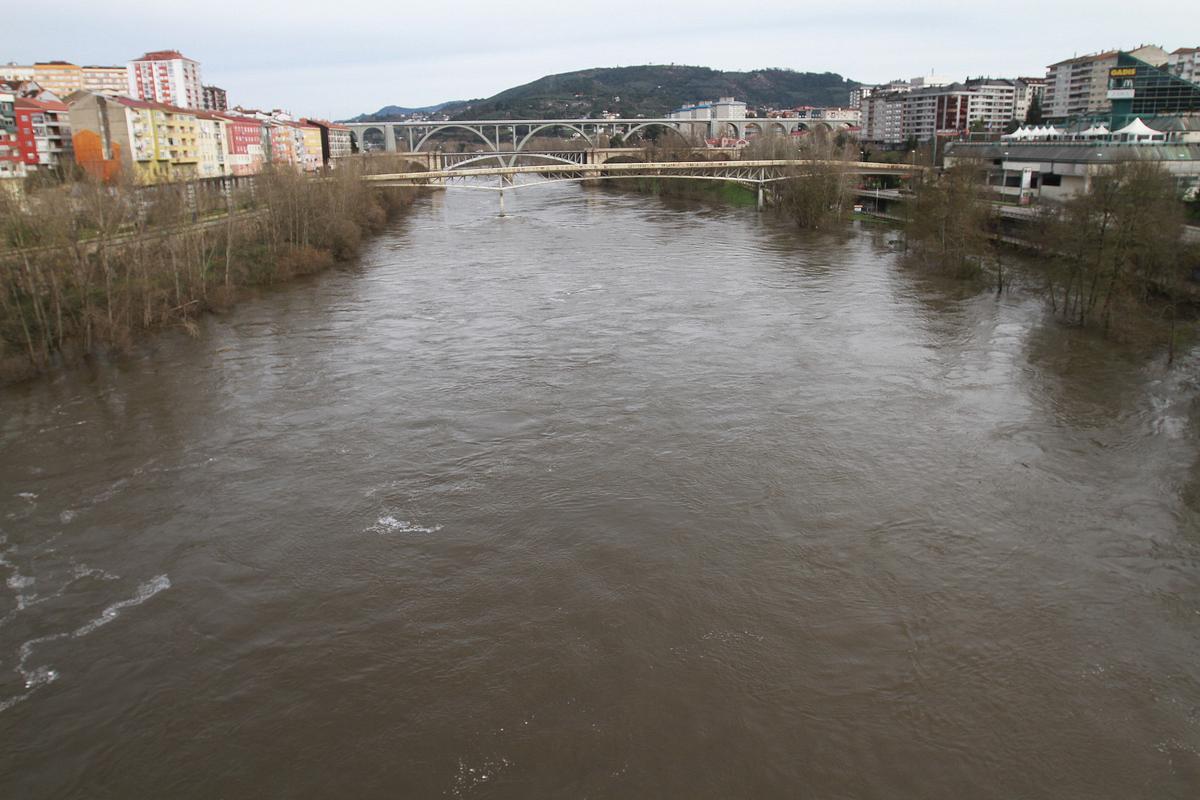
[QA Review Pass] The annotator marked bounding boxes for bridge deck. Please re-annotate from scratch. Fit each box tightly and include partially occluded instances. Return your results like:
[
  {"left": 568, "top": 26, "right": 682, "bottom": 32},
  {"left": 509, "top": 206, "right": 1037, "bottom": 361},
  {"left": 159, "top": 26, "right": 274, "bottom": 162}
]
[{"left": 365, "top": 159, "right": 921, "bottom": 184}]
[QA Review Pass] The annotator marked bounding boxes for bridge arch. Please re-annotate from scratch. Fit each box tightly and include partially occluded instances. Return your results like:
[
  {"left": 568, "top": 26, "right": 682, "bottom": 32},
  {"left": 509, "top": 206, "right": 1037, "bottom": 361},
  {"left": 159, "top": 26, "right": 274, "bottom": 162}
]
[
  {"left": 360, "top": 126, "right": 386, "bottom": 152},
  {"left": 768, "top": 121, "right": 788, "bottom": 136},
  {"left": 621, "top": 122, "right": 693, "bottom": 148},
  {"left": 414, "top": 124, "right": 499, "bottom": 153},
  {"left": 744, "top": 122, "right": 763, "bottom": 138},
  {"left": 446, "top": 152, "right": 585, "bottom": 170},
  {"left": 516, "top": 123, "right": 596, "bottom": 152}
]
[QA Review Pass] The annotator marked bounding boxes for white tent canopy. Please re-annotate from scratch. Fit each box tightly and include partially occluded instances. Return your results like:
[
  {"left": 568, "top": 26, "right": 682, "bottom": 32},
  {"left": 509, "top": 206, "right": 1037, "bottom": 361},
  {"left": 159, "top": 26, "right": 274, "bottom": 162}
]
[
  {"left": 1113, "top": 117, "right": 1165, "bottom": 138},
  {"left": 1079, "top": 124, "right": 1110, "bottom": 137}
]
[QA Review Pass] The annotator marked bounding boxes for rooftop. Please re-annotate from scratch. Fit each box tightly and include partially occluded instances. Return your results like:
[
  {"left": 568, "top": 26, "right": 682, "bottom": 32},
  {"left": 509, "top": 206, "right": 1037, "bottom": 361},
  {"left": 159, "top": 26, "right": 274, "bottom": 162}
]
[
  {"left": 133, "top": 51, "right": 193, "bottom": 63},
  {"left": 946, "top": 141, "right": 1200, "bottom": 163}
]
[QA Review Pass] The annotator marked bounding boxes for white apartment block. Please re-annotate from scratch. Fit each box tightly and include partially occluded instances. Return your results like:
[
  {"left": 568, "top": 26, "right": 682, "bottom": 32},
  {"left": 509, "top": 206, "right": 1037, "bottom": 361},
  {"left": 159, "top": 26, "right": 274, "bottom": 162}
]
[
  {"left": 1013, "top": 78, "right": 1046, "bottom": 121},
  {"left": 127, "top": 50, "right": 203, "bottom": 109},
  {"left": 81, "top": 66, "right": 127, "bottom": 94},
  {"left": 1168, "top": 47, "right": 1199, "bottom": 84},
  {"left": 965, "top": 79, "right": 1017, "bottom": 133}
]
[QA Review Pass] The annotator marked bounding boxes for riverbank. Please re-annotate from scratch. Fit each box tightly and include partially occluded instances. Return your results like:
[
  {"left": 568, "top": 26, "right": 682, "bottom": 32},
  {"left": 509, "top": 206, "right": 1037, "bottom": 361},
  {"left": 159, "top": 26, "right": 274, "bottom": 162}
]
[{"left": 0, "top": 167, "right": 416, "bottom": 384}]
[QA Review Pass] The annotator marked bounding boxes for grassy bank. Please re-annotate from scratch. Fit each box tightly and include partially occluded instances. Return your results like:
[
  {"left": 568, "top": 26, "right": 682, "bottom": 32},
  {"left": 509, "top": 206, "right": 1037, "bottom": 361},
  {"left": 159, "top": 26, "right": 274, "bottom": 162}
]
[{"left": 0, "top": 165, "right": 415, "bottom": 384}]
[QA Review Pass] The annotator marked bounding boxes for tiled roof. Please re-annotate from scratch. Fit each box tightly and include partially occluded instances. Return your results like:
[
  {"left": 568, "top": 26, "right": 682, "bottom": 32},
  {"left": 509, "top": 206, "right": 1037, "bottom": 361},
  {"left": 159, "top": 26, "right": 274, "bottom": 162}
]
[
  {"left": 15, "top": 97, "right": 68, "bottom": 112},
  {"left": 134, "top": 51, "right": 190, "bottom": 62}
]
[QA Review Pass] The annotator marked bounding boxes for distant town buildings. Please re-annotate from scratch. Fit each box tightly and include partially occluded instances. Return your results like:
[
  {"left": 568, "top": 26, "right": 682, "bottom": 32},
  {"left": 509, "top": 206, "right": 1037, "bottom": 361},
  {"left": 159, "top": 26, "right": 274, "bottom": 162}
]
[
  {"left": 668, "top": 96, "right": 748, "bottom": 121},
  {"left": 0, "top": 49, "right": 356, "bottom": 184},
  {"left": 0, "top": 61, "right": 126, "bottom": 98}
]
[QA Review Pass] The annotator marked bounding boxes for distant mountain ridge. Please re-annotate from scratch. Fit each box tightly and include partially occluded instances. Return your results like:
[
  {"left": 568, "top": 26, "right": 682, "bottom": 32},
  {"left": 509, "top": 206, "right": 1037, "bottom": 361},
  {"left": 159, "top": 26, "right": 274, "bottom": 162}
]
[
  {"left": 346, "top": 65, "right": 859, "bottom": 122},
  {"left": 346, "top": 100, "right": 471, "bottom": 122}
]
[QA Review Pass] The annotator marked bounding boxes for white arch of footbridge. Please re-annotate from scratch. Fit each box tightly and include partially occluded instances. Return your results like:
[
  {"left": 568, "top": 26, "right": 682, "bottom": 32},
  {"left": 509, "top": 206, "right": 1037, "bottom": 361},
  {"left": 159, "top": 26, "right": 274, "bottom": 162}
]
[{"left": 347, "top": 117, "right": 859, "bottom": 153}]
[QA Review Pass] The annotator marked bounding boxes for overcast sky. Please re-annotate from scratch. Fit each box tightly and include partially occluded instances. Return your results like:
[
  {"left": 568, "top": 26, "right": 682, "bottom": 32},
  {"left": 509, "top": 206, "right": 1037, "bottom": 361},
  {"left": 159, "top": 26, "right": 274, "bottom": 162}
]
[{"left": 8, "top": 1, "right": 1198, "bottom": 119}]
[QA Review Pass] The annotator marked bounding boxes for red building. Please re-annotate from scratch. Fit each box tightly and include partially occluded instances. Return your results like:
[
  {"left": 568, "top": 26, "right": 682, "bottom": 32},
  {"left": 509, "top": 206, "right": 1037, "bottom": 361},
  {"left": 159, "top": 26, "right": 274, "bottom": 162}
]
[
  {"left": 14, "top": 97, "right": 72, "bottom": 171},
  {"left": 214, "top": 113, "right": 267, "bottom": 175}
]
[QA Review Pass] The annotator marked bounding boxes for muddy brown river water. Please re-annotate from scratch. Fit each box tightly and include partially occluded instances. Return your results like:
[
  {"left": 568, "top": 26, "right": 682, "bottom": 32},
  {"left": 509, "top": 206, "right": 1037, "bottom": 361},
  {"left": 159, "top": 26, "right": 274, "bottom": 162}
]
[{"left": 2, "top": 184, "right": 1200, "bottom": 798}]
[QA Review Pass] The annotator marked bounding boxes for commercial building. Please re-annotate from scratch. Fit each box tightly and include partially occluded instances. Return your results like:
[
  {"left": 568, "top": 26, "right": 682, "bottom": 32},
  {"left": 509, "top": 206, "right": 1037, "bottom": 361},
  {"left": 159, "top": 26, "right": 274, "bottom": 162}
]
[
  {"left": 14, "top": 97, "right": 73, "bottom": 171},
  {"left": 202, "top": 85, "right": 227, "bottom": 112},
  {"left": 127, "top": 51, "right": 203, "bottom": 110},
  {"left": 945, "top": 141, "right": 1200, "bottom": 202},
  {"left": 1044, "top": 45, "right": 1168, "bottom": 120},
  {"left": 1108, "top": 51, "right": 1200, "bottom": 128}
]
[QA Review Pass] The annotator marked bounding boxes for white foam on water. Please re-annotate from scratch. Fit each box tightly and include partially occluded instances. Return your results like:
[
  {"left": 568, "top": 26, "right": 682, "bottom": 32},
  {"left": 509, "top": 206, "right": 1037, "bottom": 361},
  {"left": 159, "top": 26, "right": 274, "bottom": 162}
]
[
  {"left": 72, "top": 574, "right": 171, "bottom": 637},
  {"left": 0, "top": 574, "right": 171, "bottom": 714},
  {"left": 17, "top": 493, "right": 37, "bottom": 501},
  {"left": 6, "top": 573, "right": 33, "bottom": 590},
  {"left": 71, "top": 562, "right": 119, "bottom": 582},
  {"left": 59, "top": 510, "right": 76, "bottom": 524},
  {"left": 370, "top": 515, "right": 443, "bottom": 535}
]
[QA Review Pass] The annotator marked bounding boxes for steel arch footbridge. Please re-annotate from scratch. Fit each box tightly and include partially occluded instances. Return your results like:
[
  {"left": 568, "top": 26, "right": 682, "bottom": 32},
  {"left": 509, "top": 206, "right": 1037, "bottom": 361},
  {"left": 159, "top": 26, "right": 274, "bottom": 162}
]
[{"left": 364, "top": 158, "right": 922, "bottom": 212}]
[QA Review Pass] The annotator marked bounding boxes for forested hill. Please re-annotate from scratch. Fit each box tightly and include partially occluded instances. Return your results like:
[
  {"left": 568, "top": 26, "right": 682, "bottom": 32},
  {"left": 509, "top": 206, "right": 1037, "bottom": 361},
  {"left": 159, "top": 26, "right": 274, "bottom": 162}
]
[
  {"left": 455, "top": 65, "right": 858, "bottom": 119},
  {"left": 350, "top": 65, "right": 859, "bottom": 121}
]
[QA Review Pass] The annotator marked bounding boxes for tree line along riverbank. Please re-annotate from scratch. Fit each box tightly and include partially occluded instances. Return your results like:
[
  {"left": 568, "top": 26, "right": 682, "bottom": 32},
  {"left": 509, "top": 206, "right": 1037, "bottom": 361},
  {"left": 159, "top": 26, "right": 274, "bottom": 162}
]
[
  {"left": 614, "top": 136, "right": 1200, "bottom": 360},
  {"left": 0, "top": 165, "right": 416, "bottom": 384}
]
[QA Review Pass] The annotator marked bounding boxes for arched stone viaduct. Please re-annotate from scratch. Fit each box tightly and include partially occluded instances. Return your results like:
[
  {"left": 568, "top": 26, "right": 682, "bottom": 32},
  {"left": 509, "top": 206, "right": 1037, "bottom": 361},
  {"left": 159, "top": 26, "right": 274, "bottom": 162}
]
[{"left": 346, "top": 116, "right": 856, "bottom": 155}]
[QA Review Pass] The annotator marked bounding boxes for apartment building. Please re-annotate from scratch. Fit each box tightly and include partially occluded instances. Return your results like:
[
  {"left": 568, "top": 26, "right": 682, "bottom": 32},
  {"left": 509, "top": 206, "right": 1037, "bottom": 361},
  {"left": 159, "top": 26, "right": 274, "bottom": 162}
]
[
  {"left": 299, "top": 122, "right": 323, "bottom": 172},
  {"left": 68, "top": 92, "right": 201, "bottom": 183},
  {"left": 1014, "top": 77, "right": 1046, "bottom": 121},
  {"left": 964, "top": 79, "right": 1017, "bottom": 133},
  {"left": 195, "top": 112, "right": 228, "bottom": 178},
  {"left": 215, "top": 113, "right": 268, "bottom": 176},
  {"left": 0, "top": 90, "right": 23, "bottom": 179},
  {"left": 1044, "top": 45, "right": 1168, "bottom": 119},
  {"left": 202, "top": 85, "right": 228, "bottom": 112},
  {"left": 860, "top": 91, "right": 907, "bottom": 144},
  {"left": 127, "top": 51, "right": 203, "bottom": 110},
  {"left": 14, "top": 97, "right": 73, "bottom": 171},
  {"left": 305, "top": 120, "right": 353, "bottom": 164},
  {"left": 902, "top": 84, "right": 976, "bottom": 140},
  {"left": 1168, "top": 48, "right": 1200, "bottom": 84},
  {"left": 81, "top": 66, "right": 127, "bottom": 94}
]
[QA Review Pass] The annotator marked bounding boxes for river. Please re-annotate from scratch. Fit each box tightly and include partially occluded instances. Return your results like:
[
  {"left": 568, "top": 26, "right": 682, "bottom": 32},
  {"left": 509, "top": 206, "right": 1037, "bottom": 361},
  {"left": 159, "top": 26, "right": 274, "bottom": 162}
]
[{"left": 2, "top": 184, "right": 1199, "bottom": 798}]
